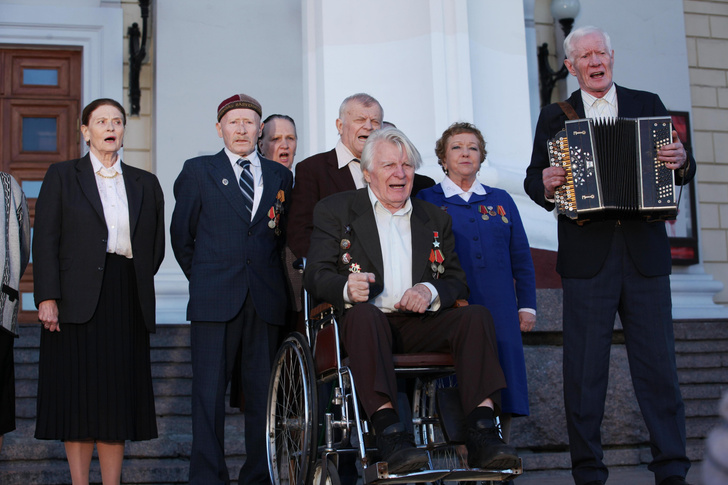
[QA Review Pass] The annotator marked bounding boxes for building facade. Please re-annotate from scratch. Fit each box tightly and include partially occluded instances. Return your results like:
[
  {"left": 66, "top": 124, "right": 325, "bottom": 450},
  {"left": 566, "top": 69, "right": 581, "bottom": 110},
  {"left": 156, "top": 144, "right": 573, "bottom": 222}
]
[{"left": 1, "top": 0, "right": 726, "bottom": 322}]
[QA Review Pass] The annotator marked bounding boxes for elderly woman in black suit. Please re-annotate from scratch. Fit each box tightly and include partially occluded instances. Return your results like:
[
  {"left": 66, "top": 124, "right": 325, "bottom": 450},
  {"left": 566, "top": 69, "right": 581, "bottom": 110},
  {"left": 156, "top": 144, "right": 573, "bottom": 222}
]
[{"left": 33, "top": 98, "right": 164, "bottom": 485}]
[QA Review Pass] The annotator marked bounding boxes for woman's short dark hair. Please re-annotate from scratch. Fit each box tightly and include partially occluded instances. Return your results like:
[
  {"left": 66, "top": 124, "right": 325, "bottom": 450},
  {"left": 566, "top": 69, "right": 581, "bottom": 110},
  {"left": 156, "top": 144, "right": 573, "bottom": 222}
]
[
  {"left": 434, "top": 122, "right": 487, "bottom": 172},
  {"left": 81, "top": 98, "right": 127, "bottom": 126}
]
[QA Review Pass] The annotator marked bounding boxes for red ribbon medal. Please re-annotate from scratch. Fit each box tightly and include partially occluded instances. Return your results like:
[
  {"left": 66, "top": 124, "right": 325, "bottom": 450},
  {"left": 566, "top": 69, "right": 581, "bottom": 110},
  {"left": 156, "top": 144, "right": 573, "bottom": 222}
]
[
  {"left": 497, "top": 205, "right": 508, "bottom": 223},
  {"left": 479, "top": 205, "right": 489, "bottom": 220},
  {"left": 429, "top": 231, "right": 445, "bottom": 278}
]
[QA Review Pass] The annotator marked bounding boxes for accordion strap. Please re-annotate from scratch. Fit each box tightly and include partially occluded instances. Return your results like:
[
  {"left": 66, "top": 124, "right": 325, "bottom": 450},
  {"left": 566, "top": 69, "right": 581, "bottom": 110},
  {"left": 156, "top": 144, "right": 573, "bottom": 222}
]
[{"left": 558, "top": 101, "right": 580, "bottom": 120}]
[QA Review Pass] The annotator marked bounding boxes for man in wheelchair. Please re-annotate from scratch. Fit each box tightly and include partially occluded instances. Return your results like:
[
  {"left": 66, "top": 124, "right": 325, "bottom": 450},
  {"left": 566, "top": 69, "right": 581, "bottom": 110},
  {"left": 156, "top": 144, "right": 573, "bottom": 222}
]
[{"left": 304, "top": 127, "right": 520, "bottom": 474}]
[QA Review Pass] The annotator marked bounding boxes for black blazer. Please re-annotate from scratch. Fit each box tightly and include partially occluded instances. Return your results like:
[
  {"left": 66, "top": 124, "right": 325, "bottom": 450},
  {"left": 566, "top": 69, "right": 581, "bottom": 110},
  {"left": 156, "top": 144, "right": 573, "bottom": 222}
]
[
  {"left": 524, "top": 85, "right": 696, "bottom": 279},
  {"left": 33, "top": 154, "right": 165, "bottom": 332},
  {"left": 304, "top": 188, "right": 469, "bottom": 315},
  {"left": 288, "top": 148, "right": 435, "bottom": 259}
]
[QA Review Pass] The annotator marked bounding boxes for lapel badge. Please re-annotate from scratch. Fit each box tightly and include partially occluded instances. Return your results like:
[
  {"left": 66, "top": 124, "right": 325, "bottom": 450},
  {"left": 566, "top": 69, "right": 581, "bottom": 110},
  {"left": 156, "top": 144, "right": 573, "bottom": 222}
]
[
  {"left": 341, "top": 252, "right": 352, "bottom": 264},
  {"left": 487, "top": 205, "right": 497, "bottom": 217},
  {"left": 349, "top": 263, "right": 361, "bottom": 273},
  {"left": 340, "top": 239, "right": 351, "bottom": 250},
  {"left": 222, "top": 178, "right": 229, "bottom": 186}
]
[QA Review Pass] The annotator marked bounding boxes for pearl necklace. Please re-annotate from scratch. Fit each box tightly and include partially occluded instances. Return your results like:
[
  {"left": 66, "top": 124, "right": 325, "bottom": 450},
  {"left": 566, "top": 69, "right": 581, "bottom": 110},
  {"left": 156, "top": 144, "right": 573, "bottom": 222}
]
[{"left": 96, "top": 169, "right": 119, "bottom": 179}]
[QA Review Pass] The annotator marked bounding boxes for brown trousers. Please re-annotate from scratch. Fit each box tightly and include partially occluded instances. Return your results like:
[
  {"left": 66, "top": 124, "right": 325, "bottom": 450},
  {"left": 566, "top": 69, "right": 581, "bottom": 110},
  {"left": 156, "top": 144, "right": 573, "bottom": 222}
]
[{"left": 341, "top": 303, "right": 506, "bottom": 418}]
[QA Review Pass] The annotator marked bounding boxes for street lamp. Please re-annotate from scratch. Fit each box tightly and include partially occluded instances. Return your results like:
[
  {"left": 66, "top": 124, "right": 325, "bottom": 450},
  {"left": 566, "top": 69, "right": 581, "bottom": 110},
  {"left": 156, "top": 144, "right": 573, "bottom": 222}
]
[{"left": 537, "top": 0, "right": 580, "bottom": 108}]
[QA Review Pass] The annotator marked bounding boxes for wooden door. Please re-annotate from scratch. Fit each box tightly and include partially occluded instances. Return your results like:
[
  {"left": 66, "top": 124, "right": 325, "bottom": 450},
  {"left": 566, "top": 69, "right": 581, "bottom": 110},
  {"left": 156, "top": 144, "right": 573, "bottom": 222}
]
[{"left": 0, "top": 47, "right": 82, "bottom": 323}]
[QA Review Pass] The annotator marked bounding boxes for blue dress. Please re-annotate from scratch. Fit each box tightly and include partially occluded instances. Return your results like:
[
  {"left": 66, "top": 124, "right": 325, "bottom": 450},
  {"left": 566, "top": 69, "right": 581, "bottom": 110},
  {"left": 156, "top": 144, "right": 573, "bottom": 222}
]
[{"left": 417, "top": 182, "right": 535, "bottom": 416}]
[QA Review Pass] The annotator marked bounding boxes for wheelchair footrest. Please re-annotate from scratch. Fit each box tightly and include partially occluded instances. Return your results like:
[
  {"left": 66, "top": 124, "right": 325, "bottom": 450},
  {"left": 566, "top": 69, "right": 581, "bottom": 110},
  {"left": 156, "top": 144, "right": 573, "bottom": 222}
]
[
  {"left": 442, "top": 458, "right": 523, "bottom": 481},
  {"left": 362, "top": 458, "right": 523, "bottom": 484},
  {"left": 362, "top": 463, "right": 450, "bottom": 484}
]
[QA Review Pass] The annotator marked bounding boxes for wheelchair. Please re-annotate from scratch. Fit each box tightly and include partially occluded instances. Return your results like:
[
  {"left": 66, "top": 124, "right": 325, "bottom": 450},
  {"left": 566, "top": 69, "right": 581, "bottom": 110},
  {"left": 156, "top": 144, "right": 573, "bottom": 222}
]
[{"left": 266, "top": 288, "right": 523, "bottom": 485}]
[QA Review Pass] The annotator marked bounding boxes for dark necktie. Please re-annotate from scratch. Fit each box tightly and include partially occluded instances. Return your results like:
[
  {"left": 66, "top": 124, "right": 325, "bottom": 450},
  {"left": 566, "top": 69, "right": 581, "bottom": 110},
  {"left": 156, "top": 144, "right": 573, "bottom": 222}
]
[{"left": 237, "top": 158, "right": 254, "bottom": 218}]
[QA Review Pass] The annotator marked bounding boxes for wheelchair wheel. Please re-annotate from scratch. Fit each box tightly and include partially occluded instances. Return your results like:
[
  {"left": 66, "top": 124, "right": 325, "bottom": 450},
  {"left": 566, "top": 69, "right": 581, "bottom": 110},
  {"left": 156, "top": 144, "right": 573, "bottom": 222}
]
[
  {"left": 267, "top": 332, "right": 318, "bottom": 485},
  {"left": 311, "top": 458, "right": 341, "bottom": 485}
]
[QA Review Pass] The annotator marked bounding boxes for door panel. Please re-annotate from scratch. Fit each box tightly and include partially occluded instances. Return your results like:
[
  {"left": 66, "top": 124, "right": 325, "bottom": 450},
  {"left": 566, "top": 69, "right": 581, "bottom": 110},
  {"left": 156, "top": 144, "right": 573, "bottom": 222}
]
[{"left": 1, "top": 47, "right": 81, "bottom": 323}]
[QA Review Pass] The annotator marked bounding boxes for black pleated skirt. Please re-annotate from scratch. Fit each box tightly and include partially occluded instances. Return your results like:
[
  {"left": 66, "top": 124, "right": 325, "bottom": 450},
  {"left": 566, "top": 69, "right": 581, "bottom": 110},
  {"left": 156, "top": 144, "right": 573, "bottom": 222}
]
[{"left": 35, "top": 254, "right": 157, "bottom": 441}]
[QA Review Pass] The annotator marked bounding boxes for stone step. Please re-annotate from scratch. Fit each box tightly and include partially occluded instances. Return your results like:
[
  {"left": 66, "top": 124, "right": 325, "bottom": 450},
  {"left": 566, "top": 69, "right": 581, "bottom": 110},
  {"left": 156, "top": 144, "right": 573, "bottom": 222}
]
[
  {"left": 674, "top": 321, "right": 728, "bottom": 340},
  {"left": 0, "top": 414, "right": 246, "bottom": 457},
  {"left": 0, "top": 458, "right": 246, "bottom": 485},
  {"left": 678, "top": 367, "right": 728, "bottom": 384},
  {"left": 14, "top": 361, "right": 192, "bottom": 381},
  {"left": 676, "top": 351, "right": 728, "bottom": 369},
  {"left": 681, "top": 382, "right": 728, "bottom": 400},
  {"left": 13, "top": 377, "right": 193, "bottom": 400},
  {"left": 684, "top": 397, "right": 723, "bottom": 417},
  {"left": 675, "top": 339, "right": 728, "bottom": 353},
  {"left": 6, "top": 321, "right": 722, "bottom": 483}
]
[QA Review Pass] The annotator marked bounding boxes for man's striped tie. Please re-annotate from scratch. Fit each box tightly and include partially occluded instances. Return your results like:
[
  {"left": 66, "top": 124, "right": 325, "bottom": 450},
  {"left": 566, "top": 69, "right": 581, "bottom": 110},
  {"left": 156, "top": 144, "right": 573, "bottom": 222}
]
[{"left": 237, "top": 158, "right": 254, "bottom": 218}]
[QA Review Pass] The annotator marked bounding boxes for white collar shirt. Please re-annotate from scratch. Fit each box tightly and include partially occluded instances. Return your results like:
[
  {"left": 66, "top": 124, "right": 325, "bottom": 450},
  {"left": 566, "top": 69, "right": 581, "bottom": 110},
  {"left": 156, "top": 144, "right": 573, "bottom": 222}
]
[
  {"left": 90, "top": 152, "right": 133, "bottom": 258},
  {"left": 225, "top": 148, "right": 264, "bottom": 219},
  {"left": 335, "top": 139, "right": 365, "bottom": 189},
  {"left": 582, "top": 83, "right": 618, "bottom": 120},
  {"left": 369, "top": 188, "right": 414, "bottom": 313},
  {"left": 441, "top": 175, "right": 487, "bottom": 203},
  {"left": 341, "top": 188, "right": 439, "bottom": 313}
]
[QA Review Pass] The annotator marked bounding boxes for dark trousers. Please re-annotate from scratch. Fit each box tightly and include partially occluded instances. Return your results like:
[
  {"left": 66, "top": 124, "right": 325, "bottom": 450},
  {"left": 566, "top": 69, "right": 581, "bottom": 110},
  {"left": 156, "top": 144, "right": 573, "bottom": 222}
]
[
  {"left": 562, "top": 227, "right": 689, "bottom": 485},
  {"left": 189, "top": 296, "right": 278, "bottom": 485},
  {"left": 341, "top": 302, "right": 505, "bottom": 419}
]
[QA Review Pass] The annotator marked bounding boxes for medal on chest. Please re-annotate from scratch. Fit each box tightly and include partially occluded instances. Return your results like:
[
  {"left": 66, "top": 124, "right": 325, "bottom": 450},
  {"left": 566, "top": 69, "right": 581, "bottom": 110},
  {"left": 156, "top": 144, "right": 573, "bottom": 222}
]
[{"left": 429, "top": 231, "right": 445, "bottom": 279}]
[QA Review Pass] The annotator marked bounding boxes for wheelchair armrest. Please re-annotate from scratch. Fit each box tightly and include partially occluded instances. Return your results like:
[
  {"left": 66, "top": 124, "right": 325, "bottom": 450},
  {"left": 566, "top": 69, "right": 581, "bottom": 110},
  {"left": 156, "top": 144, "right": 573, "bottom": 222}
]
[{"left": 310, "top": 302, "right": 335, "bottom": 321}]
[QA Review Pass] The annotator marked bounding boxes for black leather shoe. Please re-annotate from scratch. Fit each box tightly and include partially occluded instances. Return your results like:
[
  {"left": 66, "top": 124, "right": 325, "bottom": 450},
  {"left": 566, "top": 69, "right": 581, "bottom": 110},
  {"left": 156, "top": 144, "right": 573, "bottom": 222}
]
[
  {"left": 465, "top": 419, "right": 520, "bottom": 470},
  {"left": 660, "top": 476, "right": 692, "bottom": 485},
  {"left": 375, "top": 422, "right": 429, "bottom": 474},
  {"left": 465, "top": 418, "right": 520, "bottom": 469}
]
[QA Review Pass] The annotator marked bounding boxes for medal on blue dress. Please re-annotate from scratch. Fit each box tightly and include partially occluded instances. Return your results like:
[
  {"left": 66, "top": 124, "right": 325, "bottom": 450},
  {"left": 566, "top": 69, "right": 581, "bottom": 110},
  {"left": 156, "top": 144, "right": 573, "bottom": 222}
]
[
  {"left": 497, "top": 205, "right": 508, "bottom": 223},
  {"left": 479, "top": 205, "right": 489, "bottom": 220}
]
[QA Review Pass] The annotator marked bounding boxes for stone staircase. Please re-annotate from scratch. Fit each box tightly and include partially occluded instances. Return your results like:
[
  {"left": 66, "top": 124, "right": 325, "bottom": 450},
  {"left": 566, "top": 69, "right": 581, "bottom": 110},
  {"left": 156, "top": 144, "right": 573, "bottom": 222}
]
[
  {"left": 1, "top": 324, "right": 247, "bottom": 485},
  {"left": 513, "top": 317, "right": 727, "bottom": 474},
  {"left": 1, "top": 318, "right": 725, "bottom": 484}
]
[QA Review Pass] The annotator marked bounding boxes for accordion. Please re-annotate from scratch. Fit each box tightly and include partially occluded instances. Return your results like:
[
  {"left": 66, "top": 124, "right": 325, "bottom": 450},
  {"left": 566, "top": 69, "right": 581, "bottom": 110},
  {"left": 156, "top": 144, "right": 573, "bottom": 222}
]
[{"left": 548, "top": 116, "right": 677, "bottom": 223}]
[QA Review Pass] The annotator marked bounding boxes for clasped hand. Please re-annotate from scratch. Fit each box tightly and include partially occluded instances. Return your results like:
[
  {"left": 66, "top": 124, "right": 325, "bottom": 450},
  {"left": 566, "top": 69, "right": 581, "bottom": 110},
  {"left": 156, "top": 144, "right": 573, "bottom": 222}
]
[
  {"left": 38, "top": 300, "right": 60, "bottom": 332},
  {"left": 346, "top": 272, "right": 432, "bottom": 313}
]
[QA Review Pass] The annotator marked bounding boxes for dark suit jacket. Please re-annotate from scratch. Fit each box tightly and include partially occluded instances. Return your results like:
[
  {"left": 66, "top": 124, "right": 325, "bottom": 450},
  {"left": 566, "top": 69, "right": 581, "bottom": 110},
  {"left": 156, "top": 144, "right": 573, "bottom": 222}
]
[
  {"left": 170, "top": 149, "right": 293, "bottom": 325},
  {"left": 524, "top": 85, "right": 696, "bottom": 279},
  {"left": 33, "top": 155, "right": 165, "bottom": 332},
  {"left": 303, "top": 188, "right": 468, "bottom": 315},
  {"left": 288, "top": 148, "right": 436, "bottom": 259}
]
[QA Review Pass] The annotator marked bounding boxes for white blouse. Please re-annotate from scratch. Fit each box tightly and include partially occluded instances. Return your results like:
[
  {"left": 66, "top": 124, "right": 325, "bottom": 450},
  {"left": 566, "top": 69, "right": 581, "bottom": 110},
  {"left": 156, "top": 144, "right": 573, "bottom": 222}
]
[{"left": 90, "top": 153, "right": 133, "bottom": 258}]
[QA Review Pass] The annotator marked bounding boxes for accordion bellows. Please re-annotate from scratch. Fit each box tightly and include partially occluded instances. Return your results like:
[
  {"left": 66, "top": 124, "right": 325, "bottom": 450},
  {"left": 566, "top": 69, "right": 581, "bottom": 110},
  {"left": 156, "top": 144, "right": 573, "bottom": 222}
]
[{"left": 548, "top": 117, "right": 677, "bottom": 223}]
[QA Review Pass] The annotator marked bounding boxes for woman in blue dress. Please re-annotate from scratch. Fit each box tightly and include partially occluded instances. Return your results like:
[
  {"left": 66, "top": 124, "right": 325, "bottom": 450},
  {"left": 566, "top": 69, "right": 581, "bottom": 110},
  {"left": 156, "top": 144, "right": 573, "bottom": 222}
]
[{"left": 417, "top": 122, "right": 536, "bottom": 442}]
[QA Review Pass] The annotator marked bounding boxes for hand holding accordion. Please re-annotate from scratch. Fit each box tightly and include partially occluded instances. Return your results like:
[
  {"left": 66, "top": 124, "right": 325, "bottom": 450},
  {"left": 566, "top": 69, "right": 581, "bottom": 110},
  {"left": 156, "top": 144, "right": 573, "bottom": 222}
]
[{"left": 547, "top": 117, "right": 677, "bottom": 223}]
